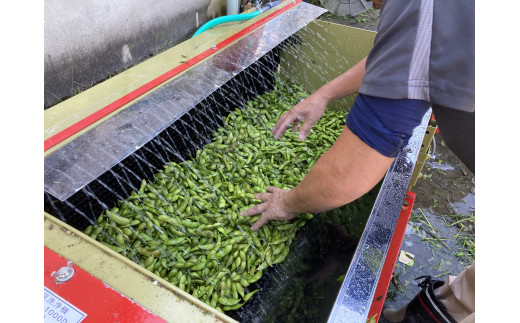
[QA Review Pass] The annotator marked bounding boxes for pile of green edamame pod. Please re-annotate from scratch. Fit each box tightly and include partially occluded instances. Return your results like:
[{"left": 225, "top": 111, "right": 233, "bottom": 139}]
[{"left": 83, "top": 79, "right": 348, "bottom": 313}]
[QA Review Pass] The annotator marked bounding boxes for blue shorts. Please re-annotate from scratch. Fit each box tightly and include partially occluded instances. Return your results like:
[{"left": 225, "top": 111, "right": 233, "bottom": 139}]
[{"left": 346, "top": 94, "right": 430, "bottom": 157}]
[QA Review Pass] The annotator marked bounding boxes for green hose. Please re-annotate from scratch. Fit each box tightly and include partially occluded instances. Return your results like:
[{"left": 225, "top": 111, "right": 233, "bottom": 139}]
[{"left": 192, "top": 10, "right": 262, "bottom": 37}]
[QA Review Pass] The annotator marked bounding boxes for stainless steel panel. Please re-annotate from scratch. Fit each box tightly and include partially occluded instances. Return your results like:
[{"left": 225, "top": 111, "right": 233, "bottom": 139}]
[
  {"left": 44, "top": 2, "right": 327, "bottom": 200},
  {"left": 328, "top": 109, "right": 431, "bottom": 323}
]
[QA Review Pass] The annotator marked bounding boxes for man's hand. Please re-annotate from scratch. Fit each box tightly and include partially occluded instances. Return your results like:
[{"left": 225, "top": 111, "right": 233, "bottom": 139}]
[
  {"left": 271, "top": 57, "right": 367, "bottom": 141},
  {"left": 271, "top": 94, "right": 329, "bottom": 140},
  {"left": 240, "top": 186, "right": 299, "bottom": 231}
]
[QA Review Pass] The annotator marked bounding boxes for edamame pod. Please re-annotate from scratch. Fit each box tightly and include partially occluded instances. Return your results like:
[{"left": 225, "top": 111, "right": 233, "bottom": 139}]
[
  {"left": 106, "top": 210, "right": 131, "bottom": 226},
  {"left": 218, "top": 297, "right": 240, "bottom": 306},
  {"left": 243, "top": 289, "right": 261, "bottom": 302}
]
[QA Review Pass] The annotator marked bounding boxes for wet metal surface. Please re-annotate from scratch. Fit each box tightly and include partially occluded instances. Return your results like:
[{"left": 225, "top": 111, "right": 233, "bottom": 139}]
[
  {"left": 327, "top": 110, "right": 431, "bottom": 323},
  {"left": 44, "top": 2, "right": 327, "bottom": 201},
  {"left": 383, "top": 133, "right": 475, "bottom": 310}
]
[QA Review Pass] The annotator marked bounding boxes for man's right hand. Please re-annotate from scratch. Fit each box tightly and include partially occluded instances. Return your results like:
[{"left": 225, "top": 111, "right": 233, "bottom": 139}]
[
  {"left": 271, "top": 94, "right": 329, "bottom": 140},
  {"left": 271, "top": 57, "right": 368, "bottom": 140}
]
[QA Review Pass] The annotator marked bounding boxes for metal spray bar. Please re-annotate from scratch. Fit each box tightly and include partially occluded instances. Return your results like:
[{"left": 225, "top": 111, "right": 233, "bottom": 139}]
[{"left": 44, "top": 2, "right": 326, "bottom": 201}]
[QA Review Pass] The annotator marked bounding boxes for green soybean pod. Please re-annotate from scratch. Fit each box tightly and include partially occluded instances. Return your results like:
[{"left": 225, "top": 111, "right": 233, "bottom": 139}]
[
  {"left": 158, "top": 215, "right": 175, "bottom": 223},
  {"left": 175, "top": 270, "right": 183, "bottom": 282},
  {"left": 115, "top": 234, "right": 125, "bottom": 247},
  {"left": 168, "top": 268, "right": 179, "bottom": 280},
  {"left": 139, "top": 179, "right": 147, "bottom": 193},
  {"left": 137, "top": 222, "right": 147, "bottom": 231},
  {"left": 192, "top": 288, "right": 200, "bottom": 299},
  {"left": 275, "top": 223, "right": 294, "bottom": 231},
  {"left": 205, "top": 280, "right": 217, "bottom": 298},
  {"left": 243, "top": 289, "right": 261, "bottom": 302},
  {"left": 169, "top": 227, "right": 185, "bottom": 237},
  {"left": 181, "top": 219, "right": 199, "bottom": 228},
  {"left": 237, "top": 258, "right": 247, "bottom": 274},
  {"left": 229, "top": 271, "right": 240, "bottom": 282},
  {"left": 252, "top": 236, "right": 262, "bottom": 249},
  {"left": 106, "top": 210, "right": 131, "bottom": 226},
  {"left": 235, "top": 281, "right": 245, "bottom": 298},
  {"left": 143, "top": 255, "right": 154, "bottom": 267},
  {"left": 174, "top": 262, "right": 196, "bottom": 269},
  {"left": 302, "top": 213, "right": 314, "bottom": 220},
  {"left": 270, "top": 235, "right": 291, "bottom": 245},
  {"left": 231, "top": 257, "right": 240, "bottom": 271},
  {"left": 137, "top": 247, "right": 152, "bottom": 257},
  {"left": 84, "top": 225, "right": 94, "bottom": 236},
  {"left": 139, "top": 232, "right": 154, "bottom": 242},
  {"left": 164, "top": 237, "right": 183, "bottom": 246},
  {"left": 272, "top": 246, "right": 291, "bottom": 265},
  {"left": 231, "top": 280, "right": 238, "bottom": 299},
  {"left": 225, "top": 255, "right": 234, "bottom": 268},
  {"left": 160, "top": 267, "right": 168, "bottom": 278},
  {"left": 203, "top": 223, "right": 223, "bottom": 230},
  {"left": 199, "top": 243, "right": 215, "bottom": 251},
  {"left": 178, "top": 200, "right": 188, "bottom": 213},
  {"left": 218, "top": 196, "right": 226, "bottom": 208},
  {"left": 198, "top": 285, "right": 208, "bottom": 299},
  {"left": 246, "top": 252, "right": 257, "bottom": 272},
  {"left": 122, "top": 227, "right": 133, "bottom": 238},
  {"left": 160, "top": 258, "right": 172, "bottom": 269},
  {"left": 247, "top": 270, "right": 262, "bottom": 284},
  {"left": 145, "top": 259, "right": 157, "bottom": 272},
  {"left": 90, "top": 227, "right": 105, "bottom": 242},
  {"left": 192, "top": 279, "right": 206, "bottom": 286},
  {"left": 179, "top": 274, "right": 187, "bottom": 291},
  {"left": 195, "top": 229, "right": 214, "bottom": 238},
  {"left": 210, "top": 292, "right": 219, "bottom": 308},
  {"left": 211, "top": 244, "right": 233, "bottom": 260},
  {"left": 190, "top": 270, "right": 202, "bottom": 279},
  {"left": 218, "top": 296, "right": 241, "bottom": 306},
  {"left": 222, "top": 302, "right": 245, "bottom": 311},
  {"left": 239, "top": 277, "right": 250, "bottom": 288},
  {"left": 273, "top": 242, "right": 286, "bottom": 256},
  {"left": 101, "top": 242, "right": 125, "bottom": 253},
  {"left": 256, "top": 261, "right": 269, "bottom": 272},
  {"left": 190, "top": 262, "right": 206, "bottom": 271},
  {"left": 219, "top": 280, "right": 227, "bottom": 298},
  {"left": 265, "top": 247, "right": 273, "bottom": 266}
]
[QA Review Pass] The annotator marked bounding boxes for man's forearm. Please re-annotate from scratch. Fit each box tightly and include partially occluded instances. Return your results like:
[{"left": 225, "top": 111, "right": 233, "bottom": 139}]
[
  {"left": 277, "top": 57, "right": 372, "bottom": 214},
  {"left": 314, "top": 57, "right": 367, "bottom": 104},
  {"left": 281, "top": 125, "right": 394, "bottom": 215}
]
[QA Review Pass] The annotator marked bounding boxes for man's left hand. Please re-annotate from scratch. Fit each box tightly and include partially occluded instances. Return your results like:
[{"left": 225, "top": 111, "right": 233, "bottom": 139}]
[{"left": 240, "top": 186, "right": 298, "bottom": 231}]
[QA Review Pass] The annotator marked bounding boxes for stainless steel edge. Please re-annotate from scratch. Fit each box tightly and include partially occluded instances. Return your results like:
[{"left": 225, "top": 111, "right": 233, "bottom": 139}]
[{"left": 327, "top": 109, "right": 432, "bottom": 323}]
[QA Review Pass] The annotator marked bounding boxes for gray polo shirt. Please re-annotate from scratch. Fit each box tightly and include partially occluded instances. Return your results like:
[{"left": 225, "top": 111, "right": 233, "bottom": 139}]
[{"left": 359, "top": 0, "right": 475, "bottom": 112}]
